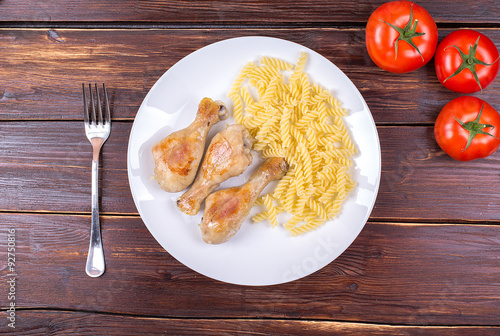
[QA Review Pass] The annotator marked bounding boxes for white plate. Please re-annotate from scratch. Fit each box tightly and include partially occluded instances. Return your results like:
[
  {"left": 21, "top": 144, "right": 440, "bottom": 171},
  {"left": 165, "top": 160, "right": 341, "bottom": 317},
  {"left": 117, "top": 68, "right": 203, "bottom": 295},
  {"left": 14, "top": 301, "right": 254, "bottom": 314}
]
[{"left": 127, "top": 36, "right": 381, "bottom": 286}]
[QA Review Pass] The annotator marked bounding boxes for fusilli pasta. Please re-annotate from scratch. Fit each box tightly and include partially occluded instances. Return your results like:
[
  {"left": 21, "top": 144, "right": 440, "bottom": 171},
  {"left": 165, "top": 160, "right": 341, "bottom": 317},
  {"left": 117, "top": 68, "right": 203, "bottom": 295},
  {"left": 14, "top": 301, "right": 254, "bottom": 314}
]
[{"left": 228, "top": 52, "right": 357, "bottom": 236}]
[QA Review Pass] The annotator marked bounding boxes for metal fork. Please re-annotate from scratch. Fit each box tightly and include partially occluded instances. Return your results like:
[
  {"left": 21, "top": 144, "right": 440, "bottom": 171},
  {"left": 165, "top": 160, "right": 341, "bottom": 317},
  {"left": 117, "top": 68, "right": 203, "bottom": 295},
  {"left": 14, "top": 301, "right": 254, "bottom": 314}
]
[{"left": 82, "top": 83, "right": 111, "bottom": 277}]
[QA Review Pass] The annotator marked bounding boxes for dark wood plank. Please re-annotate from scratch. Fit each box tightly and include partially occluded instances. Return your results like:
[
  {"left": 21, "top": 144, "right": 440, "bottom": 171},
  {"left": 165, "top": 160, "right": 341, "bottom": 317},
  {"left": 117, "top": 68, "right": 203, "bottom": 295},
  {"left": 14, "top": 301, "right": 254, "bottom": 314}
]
[
  {"left": 1, "top": 28, "right": 499, "bottom": 123},
  {"left": 0, "top": 0, "right": 498, "bottom": 24},
  {"left": 0, "top": 121, "right": 132, "bottom": 214},
  {"left": 1, "top": 214, "right": 500, "bottom": 325},
  {"left": 2, "top": 121, "right": 500, "bottom": 223},
  {"left": 7, "top": 312, "right": 500, "bottom": 335},
  {"left": 373, "top": 126, "right": 500, "bottom": 221}
]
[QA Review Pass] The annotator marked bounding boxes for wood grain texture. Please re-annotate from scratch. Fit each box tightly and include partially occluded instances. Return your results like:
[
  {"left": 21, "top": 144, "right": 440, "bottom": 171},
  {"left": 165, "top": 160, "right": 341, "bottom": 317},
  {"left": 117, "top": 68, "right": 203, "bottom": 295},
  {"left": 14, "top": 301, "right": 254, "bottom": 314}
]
[
  {"left": 0, "top": 121, "right": 131, "bottom": 214},
  {"left": 6, "top": 312, "right": 500, "bottom": 336},
  {"left": 2, "top": 121, "right": 500, "bottom": 223},
  {"left": 0, "top": 0, "right": 498, "bottom": 24},
  {"left": 0, "top": 29, "right": 499, "bottom": 123},
  {"left": 1, "top": 0, "right": 499, "bottom": 333},
  {"left": 1, "top": 214, "right": 499, "bottom": 325},
  {"left": 374, "top": 126, "right": 500, "bottom": 221}
]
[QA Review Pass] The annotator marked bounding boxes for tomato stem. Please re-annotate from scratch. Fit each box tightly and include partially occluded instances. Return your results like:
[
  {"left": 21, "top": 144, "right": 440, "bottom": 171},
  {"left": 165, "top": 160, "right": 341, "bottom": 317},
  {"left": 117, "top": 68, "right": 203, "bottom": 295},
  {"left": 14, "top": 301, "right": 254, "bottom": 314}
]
[
  {"left": 381, "top": 4, "right": 425, "bottom": 61},
  {"left": 443, "top": 36, "right": 499, "bottom": 93},
  {"left": 455, "top": 103, "right": 498, "bottom": 151}
]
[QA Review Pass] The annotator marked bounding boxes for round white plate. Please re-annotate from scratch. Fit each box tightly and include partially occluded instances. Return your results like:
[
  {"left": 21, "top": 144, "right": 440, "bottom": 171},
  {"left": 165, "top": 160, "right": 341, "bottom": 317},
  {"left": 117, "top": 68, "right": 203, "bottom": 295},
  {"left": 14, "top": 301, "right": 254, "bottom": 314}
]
[{"left": 127, "top": 36, "right": 381, "bottom": 286}]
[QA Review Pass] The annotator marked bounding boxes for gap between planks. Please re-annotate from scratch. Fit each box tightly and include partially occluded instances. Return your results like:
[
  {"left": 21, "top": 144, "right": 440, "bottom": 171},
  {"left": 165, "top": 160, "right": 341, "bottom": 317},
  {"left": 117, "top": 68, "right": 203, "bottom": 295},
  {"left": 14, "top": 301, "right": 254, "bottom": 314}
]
[
  {"left": 2, "top": 308, "right": 500, "bottom": 329},
  {"left": 1, "top": 209, "right": 500, "bottom": 226}
]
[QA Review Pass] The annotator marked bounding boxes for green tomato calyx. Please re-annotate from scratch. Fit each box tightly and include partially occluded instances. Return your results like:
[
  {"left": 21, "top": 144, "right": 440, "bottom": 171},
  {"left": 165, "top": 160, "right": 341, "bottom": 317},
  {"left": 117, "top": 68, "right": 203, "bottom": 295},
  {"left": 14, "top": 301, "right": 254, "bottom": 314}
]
[
  {"left": 455, "top": 103, "right": 498, "bottom": 151},
  {"left": 444, "top": 36, "right": 499, "bottom": 92},
  {"left": 381, "top": 4, "right": 425, "bottom": 61}
]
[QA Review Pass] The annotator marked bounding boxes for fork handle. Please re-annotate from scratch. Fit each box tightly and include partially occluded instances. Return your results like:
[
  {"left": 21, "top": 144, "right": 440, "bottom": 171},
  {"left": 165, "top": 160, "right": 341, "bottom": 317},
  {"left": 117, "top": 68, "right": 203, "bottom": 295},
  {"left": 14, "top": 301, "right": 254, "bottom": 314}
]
[{"left": 86, "top": 156, "right": 106, "bottom": 277}]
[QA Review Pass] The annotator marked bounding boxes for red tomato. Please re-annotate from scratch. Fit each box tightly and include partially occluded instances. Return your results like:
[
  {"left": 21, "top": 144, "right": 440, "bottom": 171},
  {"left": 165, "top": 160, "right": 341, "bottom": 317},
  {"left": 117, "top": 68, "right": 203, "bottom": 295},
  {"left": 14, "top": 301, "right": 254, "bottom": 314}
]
[
  {"left": 366, "top": 1, "right": 438, "bottom": 73},
  {"left": 434, "top": 96, "right": 500, "bottom": 161},
  {"left": 435, "top": 30, "right": 499, "bottom": 93}
]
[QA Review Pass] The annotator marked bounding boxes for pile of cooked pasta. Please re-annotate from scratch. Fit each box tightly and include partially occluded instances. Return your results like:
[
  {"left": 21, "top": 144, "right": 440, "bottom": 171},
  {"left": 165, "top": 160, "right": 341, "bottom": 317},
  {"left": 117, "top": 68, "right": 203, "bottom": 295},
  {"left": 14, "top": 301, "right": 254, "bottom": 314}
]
[{"left": 228, "top": 52, "right": 356, "bottom": 236}]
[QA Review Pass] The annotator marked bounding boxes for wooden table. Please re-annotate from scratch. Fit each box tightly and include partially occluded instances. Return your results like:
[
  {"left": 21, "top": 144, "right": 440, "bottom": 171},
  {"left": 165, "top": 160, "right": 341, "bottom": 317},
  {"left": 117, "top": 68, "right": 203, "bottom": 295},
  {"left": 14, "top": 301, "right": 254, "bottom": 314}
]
[{"left": 1, "top": 1, "right": 500, "bottom": 334}]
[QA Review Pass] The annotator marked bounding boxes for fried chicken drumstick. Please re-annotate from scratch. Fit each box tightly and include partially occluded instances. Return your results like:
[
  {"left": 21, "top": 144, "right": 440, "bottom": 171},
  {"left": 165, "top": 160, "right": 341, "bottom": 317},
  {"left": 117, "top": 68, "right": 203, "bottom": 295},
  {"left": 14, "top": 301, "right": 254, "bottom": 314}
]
[
  {"left": 152, "top": 98, "right": 227, "bottom": 193},
  {"left": 200, "top": 157, "right": 289, "bottom": 244},
  {"left": 177, "top": 124, "right": 255, "bottom": 216}
]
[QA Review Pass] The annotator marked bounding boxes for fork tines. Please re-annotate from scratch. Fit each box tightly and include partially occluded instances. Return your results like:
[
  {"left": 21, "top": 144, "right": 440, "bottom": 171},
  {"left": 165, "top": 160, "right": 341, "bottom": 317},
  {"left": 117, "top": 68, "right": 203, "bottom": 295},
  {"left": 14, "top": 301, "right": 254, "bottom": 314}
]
[{"left": 82, "top": 83, "right": 110, "bottom": 125}]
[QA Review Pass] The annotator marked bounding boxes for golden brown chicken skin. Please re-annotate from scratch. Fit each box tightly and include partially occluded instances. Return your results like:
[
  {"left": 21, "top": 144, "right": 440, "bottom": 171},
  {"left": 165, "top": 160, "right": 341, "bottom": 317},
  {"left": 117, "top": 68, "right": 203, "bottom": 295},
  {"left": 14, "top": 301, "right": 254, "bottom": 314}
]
[
  {"left": 200, "top": 157, "right": 289, "bottom": 244},
  {"left": 177, "top": 124, "right": 255, "bottom": 216},
  {"left": 152, "top": 98, "right": 227, "bottom": 193}
]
